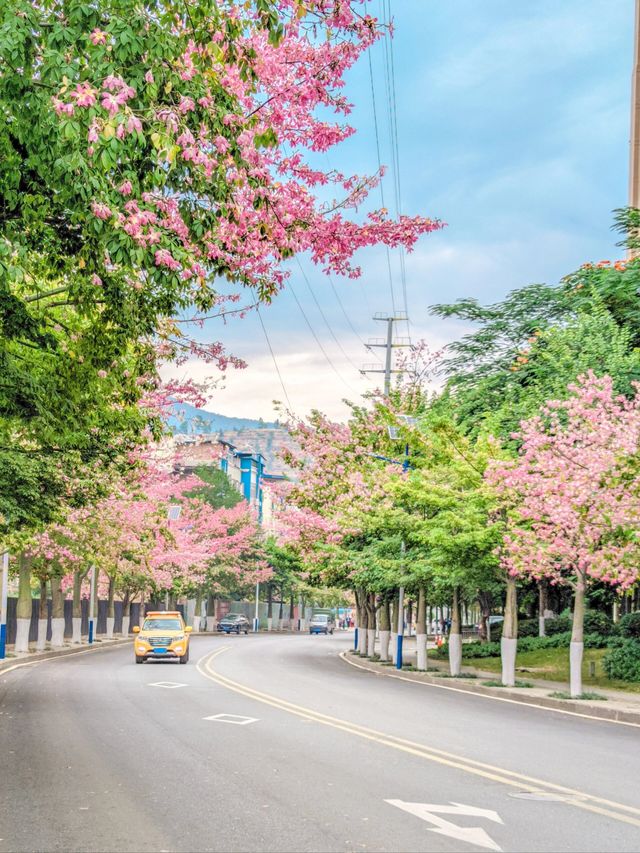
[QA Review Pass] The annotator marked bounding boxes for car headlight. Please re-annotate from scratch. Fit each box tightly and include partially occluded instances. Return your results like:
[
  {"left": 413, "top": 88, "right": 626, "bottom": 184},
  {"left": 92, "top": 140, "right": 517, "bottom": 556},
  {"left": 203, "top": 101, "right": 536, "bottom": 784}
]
[{"left": 172, "top": 635, "right": 185, "bottom": 643}]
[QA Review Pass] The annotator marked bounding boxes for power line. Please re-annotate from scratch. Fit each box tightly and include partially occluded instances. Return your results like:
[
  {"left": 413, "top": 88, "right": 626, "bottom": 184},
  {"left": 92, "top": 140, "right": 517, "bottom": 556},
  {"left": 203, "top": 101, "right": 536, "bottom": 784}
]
[
  {"left": 295, "top": 260, "right": 367, "bottom": 376},
  {"left": 368, "top": 40, "right": 397, "bottom": 318},
  {"left": 255, "top": 304, "right": 294, "bottom": 414},
  {"left": 288, "top": 280, "right": 359, "bottom": 395},
  {"left": 327, "top": 274, "right": 382, "bottom": 366},
  {"left": 381, "top": 0, "right": 410, "bottom": 338}
]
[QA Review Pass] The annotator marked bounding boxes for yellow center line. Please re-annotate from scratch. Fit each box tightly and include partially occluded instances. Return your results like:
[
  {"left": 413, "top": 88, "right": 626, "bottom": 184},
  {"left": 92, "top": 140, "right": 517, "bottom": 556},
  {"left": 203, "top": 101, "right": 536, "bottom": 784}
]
[{"left": 195, "top": 648, "right": 640, "bottom": 830}]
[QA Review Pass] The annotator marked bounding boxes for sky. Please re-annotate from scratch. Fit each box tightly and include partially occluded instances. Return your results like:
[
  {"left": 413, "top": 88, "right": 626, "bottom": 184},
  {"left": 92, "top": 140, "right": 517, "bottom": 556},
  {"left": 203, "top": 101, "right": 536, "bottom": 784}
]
[{"left": 165, "top": 0, "right": 635, "bottom": 422}]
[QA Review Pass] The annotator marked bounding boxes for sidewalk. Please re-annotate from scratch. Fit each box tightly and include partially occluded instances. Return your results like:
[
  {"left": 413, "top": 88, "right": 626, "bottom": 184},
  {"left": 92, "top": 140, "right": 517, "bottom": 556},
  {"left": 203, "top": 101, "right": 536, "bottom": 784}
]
[{"left": 343, "top": 635, "right": 640, "bottom": 726}]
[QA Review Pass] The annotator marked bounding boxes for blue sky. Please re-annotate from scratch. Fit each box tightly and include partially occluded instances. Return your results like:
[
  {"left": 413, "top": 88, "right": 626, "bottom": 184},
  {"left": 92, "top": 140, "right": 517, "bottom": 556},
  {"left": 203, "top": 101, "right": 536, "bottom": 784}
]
[{"left": 166, "top": 0, "right": 634, "bottom": 421}]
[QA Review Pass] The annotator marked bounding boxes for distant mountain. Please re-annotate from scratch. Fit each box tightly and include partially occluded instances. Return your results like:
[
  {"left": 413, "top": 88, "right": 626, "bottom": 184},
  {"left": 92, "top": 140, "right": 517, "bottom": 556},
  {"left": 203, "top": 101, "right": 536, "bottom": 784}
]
[{"left": 168, "top": 402, "right": 278, "bottom": 434}]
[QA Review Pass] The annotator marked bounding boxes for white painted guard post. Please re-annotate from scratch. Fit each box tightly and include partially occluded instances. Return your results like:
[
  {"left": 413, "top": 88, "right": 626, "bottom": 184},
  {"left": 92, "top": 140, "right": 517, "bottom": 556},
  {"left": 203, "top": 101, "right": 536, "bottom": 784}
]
[
  {"left": 88, "top": 563, "right": 96, "bottom": 644},
  {"left": 395, "top": 584, "right": 404, "bottom": 670},
  {"left": 253, "top": 581, "right": 259, "bottom": 632},
  {"left": 0, "top": 551, "right": 8, "bottom": 659}
]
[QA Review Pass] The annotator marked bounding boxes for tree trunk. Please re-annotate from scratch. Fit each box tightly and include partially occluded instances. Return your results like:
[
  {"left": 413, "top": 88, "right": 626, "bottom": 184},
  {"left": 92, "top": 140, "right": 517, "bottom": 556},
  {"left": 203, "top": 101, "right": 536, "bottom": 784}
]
[
  {"left": 105, "top": 575, "right": 116, "bottom": 638},
  {"left": 501, "top": 576, "right": 518, "bottom": 687},
  {"left": 15, "top": 555, "right": 32, "bottom": 653},
  {"left": 36, "top": 579, "right": 48, "bottom": 650},
  {"left": 121, "top": 592, "right": 131, "bottom": 637},
  {"left": 406, "top": 599, "right": 413, "bottom": 638},
  {"left": 192, "top": 590, "right": 203, "bottom": 632},
  {"left": 50, "top": 576, "right": 65, "bottom": 647},
  {"left": 358, "top": 594, "right": 369, "bottom": 655},
  {"left": 365, "top": 593, "right": 376, "bottom": 657},
  {"left": 390, "top": 593, "right": 399, "bottom": 664},
  {"left": 267, "top": 585, "right": 273, "bottom": 631},
  {"left": 206, "top": 594, "right": 217, "bottom": 632},
  {"left": 289, "top": 592, "right": 295, "bottom": 631},
  {"left": 570, "top": 574, "right": 586, "bottom": 698},
  {"left": 278, "top": 599, "right": 285, "bottom": 631},
  {"left": 300, "top": 595, "right": 307, "bottom": 632},
  {"left": 72, "top": 569, "right": 87, "bottom": 643},
  {"left": 416, "top": 587, "right": 427, "bottom": 671},
  {"left": 477, "top": 590, "right": 492, "bottom": 643},
  {"left": 378, "top": 597, "right": 391, "bottom": 661},
  {"left": 538, "top": 580, "right": 548, "bottom": 637},
  {"left": 449, "top": 587, "right": 462, "bottom": 676}
]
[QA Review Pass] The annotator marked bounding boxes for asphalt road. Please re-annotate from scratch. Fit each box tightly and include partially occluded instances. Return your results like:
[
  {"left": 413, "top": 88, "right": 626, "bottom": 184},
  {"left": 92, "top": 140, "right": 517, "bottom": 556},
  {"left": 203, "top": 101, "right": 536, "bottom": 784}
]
[{"left": 1, "top": 632, "right": 640, "bottom": 853}]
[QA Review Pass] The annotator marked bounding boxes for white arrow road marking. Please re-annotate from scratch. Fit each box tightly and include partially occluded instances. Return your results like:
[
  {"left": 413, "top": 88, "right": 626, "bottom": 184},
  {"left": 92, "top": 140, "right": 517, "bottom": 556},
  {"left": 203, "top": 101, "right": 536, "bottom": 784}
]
[
  {"left": 147, "top": 681, "right": 188, "bottom": 689},
  {"left": 203, "top": 713, "right": 259, "bottom": 725},
  {"left": 385, "top": 799, "right": 503, "bottom": 852}
]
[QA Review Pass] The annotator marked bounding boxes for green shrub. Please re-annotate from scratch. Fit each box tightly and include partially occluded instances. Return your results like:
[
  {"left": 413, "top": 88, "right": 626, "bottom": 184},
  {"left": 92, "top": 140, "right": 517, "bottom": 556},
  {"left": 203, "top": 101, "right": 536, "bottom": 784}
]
[
  {"left": 619, "top": 612, "right": 640, "bottom": 639},
  {"left": 439, "top": 631, "right": 611, "bottom": 661},
  {"left": 545, "top": 614, "right": 572, "bottom": 635},
  {"left": 518, "top": 619, "right": 539, "bottom": 638},
  {"left": 603, "top": 638, "right": 640, "bottom": 682},
  {"left": 583, "top": 610, "right": 614, "bottom": 636}
]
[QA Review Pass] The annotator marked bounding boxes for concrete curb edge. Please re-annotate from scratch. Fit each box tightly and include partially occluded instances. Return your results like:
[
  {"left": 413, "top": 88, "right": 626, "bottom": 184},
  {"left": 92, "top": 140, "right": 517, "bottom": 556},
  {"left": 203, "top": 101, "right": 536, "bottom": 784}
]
[{"left": 339, "top": 650, "right": 640, "bottom": 728}]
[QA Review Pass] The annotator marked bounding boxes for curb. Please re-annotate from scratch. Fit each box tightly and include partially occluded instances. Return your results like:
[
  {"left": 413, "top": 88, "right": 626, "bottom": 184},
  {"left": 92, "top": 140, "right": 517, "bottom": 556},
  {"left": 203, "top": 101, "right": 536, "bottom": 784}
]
[
  {"left": 340, "top": 651, "right": 640, "bottom": 728},
  {"left": 0, "top": 637, "right": 133, "bottom": 675},
  {"left": 0, "top": 630, "right": 250, "bottom": 676}
]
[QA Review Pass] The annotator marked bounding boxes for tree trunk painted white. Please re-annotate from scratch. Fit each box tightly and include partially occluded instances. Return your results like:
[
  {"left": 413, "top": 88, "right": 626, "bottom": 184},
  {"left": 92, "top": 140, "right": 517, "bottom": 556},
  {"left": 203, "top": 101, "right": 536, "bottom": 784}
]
[
  {"left": 122, "top": 615, "right": 131, "bottom": 637},
  {"left": 267, "top": 617, "right": 273, "bottom": 632},
  {"left": 570, "top": 574, "right": 586, "bottom": 698},
  {"left": 416, "top": 588, "right": 427, "bottom": 671},
  {"left": 36, "top": 618, "right": 48, "bottom": 651},
  {"left": 105, "top": 616, "right": 115, "bottom": 639},
  {"left": 358, "top": 624, "right": 368, "bottom": 655},
  {"left": 390, "top": 632, "right": 397, "bottom": 665},
  {"left": 72, "top": 617, "right": 82, "bottom": 644},
  {"left": 206, "top": 615, "right": 217, "bottom": 632},
  {"left": 15, "top": 556, "right": 33, "bottom": 653},
  {"left": 50, "top": 617, "right": 65, "bottom": 648},
  {"left": 570, "top": 642, "right": 584, "bottom": 698},
  {"left": 379, "top": 630, "right": 390, "bottom": 661},
  {"left": 501, "top": 638, "right": 517, "bottom": 686},
  {"left": 15, "top": 618, "right": 31, "bottom": 653},
  {"left": 299, "top": 618, "right": 307, "bottom": 632},
  {"left": 449, "top": 587, "right": 462, "bottom": 676},
  {"left": 501, "top": 576, "right": 518, "bottom": 686},
  {"left": 191, "top": 615, "right": 200, "bottom": 633},
  {"left": 367, "top": 628, "right": 376, "bottom": 657},
  {"left": 449, "top": 633, "right": 462, "bottom": 676},
  {"left": 416, "top": 634, "right": 427, "bottom": 671}
]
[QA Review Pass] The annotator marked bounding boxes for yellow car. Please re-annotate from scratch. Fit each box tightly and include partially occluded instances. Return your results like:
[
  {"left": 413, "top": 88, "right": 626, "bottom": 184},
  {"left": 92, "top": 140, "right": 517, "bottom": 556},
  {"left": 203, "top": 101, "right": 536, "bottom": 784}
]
[{"left": 133, "top": 611, "right": 193, "bottom": 664}]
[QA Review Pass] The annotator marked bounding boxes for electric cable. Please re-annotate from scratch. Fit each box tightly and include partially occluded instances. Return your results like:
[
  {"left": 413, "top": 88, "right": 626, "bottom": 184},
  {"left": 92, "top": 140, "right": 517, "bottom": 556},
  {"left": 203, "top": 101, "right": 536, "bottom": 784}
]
[
  {"left": 255, "top": 303, "right": 294, "bottom": 414},
  {"left": 288, "top": 280, "right": 359, "bottom": 395},
  {"left": 295, "top": 259, "right": 368, "bottom": 376}
]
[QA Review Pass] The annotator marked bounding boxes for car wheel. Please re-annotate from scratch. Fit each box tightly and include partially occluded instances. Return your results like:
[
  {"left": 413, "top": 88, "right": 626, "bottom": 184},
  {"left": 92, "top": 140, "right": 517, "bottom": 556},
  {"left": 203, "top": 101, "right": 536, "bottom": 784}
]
[
  {"left": 179, "top": 649, "right": 189, "bottom": 664},
  {"left": 244, "top": 629, "right": 249, "bottom": 634},
  {"left": 135, "top": 655, "right": 144, "bottom": 664}
]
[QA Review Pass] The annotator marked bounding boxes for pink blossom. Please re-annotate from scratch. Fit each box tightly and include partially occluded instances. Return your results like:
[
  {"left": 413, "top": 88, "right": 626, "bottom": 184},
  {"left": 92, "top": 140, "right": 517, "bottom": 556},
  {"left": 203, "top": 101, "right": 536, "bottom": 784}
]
[{"left": 90, "top": 202, "right": 112, "bottom": 221}]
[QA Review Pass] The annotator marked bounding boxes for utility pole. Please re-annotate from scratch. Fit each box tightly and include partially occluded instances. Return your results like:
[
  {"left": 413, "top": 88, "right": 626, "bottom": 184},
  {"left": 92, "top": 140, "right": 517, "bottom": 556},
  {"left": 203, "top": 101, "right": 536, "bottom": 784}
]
[
  {"left": 630, "top": 0, "right": 640, "bottom": 212},
  {"left": 361, "top": 312, "right": 411, "bottom": 394}
]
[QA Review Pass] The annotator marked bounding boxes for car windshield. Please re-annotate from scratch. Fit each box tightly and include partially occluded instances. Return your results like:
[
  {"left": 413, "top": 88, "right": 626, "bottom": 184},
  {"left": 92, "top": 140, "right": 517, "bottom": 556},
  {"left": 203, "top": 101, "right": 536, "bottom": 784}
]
[
  {"left": 223, "top": 614, "right": 241, "bottom": 621},
  {"left": 313, "top": 615, "right": 328, "bottom": 622},
  {"left": 142, "top": 618, "right": 182, "bottom": 631}
]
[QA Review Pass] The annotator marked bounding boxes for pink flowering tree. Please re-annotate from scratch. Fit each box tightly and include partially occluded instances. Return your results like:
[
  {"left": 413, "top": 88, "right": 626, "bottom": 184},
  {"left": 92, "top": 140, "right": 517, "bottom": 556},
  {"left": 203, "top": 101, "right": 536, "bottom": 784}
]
[{"left": 488, "top": 372, "right": 640, "bottom": 696}]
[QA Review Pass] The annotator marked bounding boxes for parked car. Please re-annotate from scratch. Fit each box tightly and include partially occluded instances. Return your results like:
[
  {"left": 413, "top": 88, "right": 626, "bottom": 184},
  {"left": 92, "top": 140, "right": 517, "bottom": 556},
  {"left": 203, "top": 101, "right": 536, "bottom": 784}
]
[
  {"left": 132, "top": 611, "right": 192, "bottom": 664},
  {"left": 217, "top": 613, "right": 250, "bottom": 634},
  {"left": 309, "top": 613, "right": 335, "bottom": 635}
]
